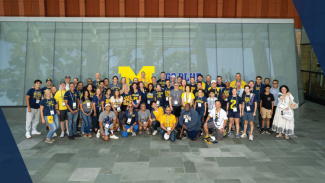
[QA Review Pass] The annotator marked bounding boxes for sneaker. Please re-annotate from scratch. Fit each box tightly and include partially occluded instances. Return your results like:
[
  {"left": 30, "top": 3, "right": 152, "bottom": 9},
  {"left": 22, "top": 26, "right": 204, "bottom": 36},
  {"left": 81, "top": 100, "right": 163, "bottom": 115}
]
[
  {"left": 74, "top": 134, "right": 81, "bottom": 137},
  {"left": 132, "top": 132, "right": 136, "bottom": 136},
  {"left": 66, "top": 130, "right": 69, "bottom": 136},
  {"left": 25, "top": 132, "right": 31, "bottom": 139},
  {"left": 84, "top": 133, "right": 87, "bottom": 137},
  {"left": 82, "top": 132, "right": 84, "bottom": 135},
  {"left": 152, "top": 130, "right": 158, "bottom": 136},
  {"left": 60, "top": 132, "right": 64, "bottom": 138},
  {"left": 50, "top": 138, "right": 55, "bottom": 142},
  {"left": 88, "top": 133, "right": 92, "bottom": 138},
  {"left": 45, "top": 139, "right": 53, "bottom": 143},
  {"left": 226, "top": 132, "right": 231, "bottom": 136},
  {"left": 261, "top": 130, "right": 266, "bottom": 134},
  {"left": 285, "top": 135, "right": 290, "bottom": 140},
  {"left": 235, "top": 134, "right": 239, "bottom": 138},
  {"left": 117, "top": 127, "right": 121, "bottom": 132},
  {"left": 210, "top": 136, "right": 216, "bottom": 141},
  {"left": 265, "top": 130, "right": 271, "bottom": 134},
  {"left": 53, "top": 132, "right": 57, "bottom": 137},
  {"left": 146, "top": 129, "right": 151, "bottom": 135},
  {"left": 31, "top": 131, "right": 41, "bottom": 135},
  {"left": 249, "top": 135, "right": 254, "bottom": 141},
  {"left": 110, "top": 134, "right": 119, "bottom": 139},
  {"left": 240, "top": 133, "right": 247, "bottom": 138},
  {"left": 68, "top": 136, "right": 75, "bottom": 140},
  {"left": 96, "top": 130, "right": 101, "bottom": 138},
  {"left": 276, "top": 134, "right": 282, "bottom": 138}
]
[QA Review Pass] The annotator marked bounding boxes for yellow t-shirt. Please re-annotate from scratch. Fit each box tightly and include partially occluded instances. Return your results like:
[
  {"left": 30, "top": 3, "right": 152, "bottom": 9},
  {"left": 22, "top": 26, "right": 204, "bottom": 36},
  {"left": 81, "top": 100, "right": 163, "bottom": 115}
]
[
  {"left": 207, "top": 87, "right": 220, "bottom": 96},
  {"left": 160, "top": 114, "right": 177, "bottom": 128},
  {"left": 230, "top": 80, "right": 247, "bottom": 89},
  {"left": 181, "top": 92, "right": 195, "bottom": 106},
  {"left": 139, "top": 77, "right": 151, "bottom": 88},
  {"left": 54, "top": 90, "right": 67, "bottom": 110},
  {"left": 179, "top": 86, "right": 186, "bottom": 92},
  {"left": 152, "top": 107, "right": 164, "bottom": 122},
  {"left": 201, "top": 82, "right": 206, "bottom": 90}
]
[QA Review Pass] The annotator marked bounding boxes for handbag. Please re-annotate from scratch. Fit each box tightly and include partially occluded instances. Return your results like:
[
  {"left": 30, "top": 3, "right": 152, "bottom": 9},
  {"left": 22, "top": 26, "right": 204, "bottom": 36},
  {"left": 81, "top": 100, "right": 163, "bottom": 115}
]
[{"left": 281, "top": 109, "right": 293, "bottom": 121}]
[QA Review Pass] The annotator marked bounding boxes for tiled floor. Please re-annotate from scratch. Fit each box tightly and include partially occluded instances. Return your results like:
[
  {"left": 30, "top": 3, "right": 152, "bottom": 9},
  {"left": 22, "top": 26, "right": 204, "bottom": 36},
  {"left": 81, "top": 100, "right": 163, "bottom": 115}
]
[{"left": 6, "top": 101, "right": 325, "bottom": 183}]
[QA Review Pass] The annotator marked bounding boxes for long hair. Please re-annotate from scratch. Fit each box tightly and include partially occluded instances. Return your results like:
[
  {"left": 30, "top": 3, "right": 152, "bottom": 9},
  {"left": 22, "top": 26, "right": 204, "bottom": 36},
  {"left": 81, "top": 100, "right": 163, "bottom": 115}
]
[
  {"left": 81, "top": 90, "right": 92, "bottom": 102},
  {"left": 95, "top": 88, "right": 102, "bottom": 100},
  {"left": 148, "top": 83, "right": 154, "bottom": 93},
  {"left": 131, "top": 82, "right": 139, "bottom": 93},
  {"left": 113, "top": 89, "right": 121, "bottom": 99}
]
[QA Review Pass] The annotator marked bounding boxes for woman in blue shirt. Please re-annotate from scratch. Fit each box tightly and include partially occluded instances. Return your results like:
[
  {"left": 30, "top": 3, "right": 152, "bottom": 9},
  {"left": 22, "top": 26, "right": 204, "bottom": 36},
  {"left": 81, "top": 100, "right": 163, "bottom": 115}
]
[
  {"left": 131, "top": 82, "right": 142, "bottom": 112},
  {"left": 146, "top": 83, "right": 157, "bottom": 111},
  {"left": 92, "top": 88, "right": 102, "bottom": 136},
  {"left": 40, "top": 89, "right": 59, "bottom": 143}
]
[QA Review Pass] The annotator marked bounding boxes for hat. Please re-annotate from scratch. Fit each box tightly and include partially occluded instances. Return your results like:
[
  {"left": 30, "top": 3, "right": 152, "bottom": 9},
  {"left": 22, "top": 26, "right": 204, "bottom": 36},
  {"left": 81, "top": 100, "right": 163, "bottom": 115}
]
[
  {"left": 171, "top": 74, "right": 176, "bottom": 78},
  {"left": 60, "top": 81, "right": 65, "bottom": 84},
  {"left": 225, "top": 80, "right": 230, "bottom": 83},
  {"left": 211, "top": 80, "right": 216, "bottom": 83},
  {"left": 46, "top": 79, "right": 52, "bottom": 82},
  {"left": 65, "top": 75, "right": 71, "bottom": 79},
  {"left": 105, "top": 104, "right": 111, "bottom": 108}
]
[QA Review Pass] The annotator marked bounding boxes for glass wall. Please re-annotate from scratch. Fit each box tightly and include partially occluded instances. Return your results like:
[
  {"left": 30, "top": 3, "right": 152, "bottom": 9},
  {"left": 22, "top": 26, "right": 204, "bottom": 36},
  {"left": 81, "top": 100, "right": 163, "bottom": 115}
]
[{"left": 0, "top": 19, "right": 302, "bottom": 106}]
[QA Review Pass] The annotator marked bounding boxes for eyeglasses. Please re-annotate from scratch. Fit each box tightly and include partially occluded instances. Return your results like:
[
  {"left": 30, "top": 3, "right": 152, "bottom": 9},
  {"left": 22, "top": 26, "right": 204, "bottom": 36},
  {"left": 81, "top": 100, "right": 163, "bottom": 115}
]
[
  {"left": 128, "top": 106, "right": 134, "bottom": 108},
  {"left": 273, "top": 83, "right": 278, "bottom": 84}
]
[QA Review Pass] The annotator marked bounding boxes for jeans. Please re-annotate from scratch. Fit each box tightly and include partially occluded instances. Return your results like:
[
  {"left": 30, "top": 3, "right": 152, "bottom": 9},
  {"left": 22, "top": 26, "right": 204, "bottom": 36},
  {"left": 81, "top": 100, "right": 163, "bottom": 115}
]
[
  {"left": 160, "top": 129, "right": 176, "bottom": 142},
  {"left": 26, "top": 108, "right": 40, "bottom": 133},
  {"left": 67, "top": 111, "right": 79, "bottom": 136},
  {"left": 44, "top": 114, "right": 59, "bottom": 139},
  {"left": 197, "top": 111, "right": 204, "bottom": 123},
  {"left": 257, "top": 102, "right": 262, "bottom": 127},
  {"left": 92, "top": 108, "right": 100, "bottom": 130},
  {"left": 122, "top": 124, "right": 139, "bottom": 137},
  {"left": 81, "top": 111, "right": 92, "bottom": 134},
  {"left": 152, "top": 120, "right": 160, "bottom": 130}
]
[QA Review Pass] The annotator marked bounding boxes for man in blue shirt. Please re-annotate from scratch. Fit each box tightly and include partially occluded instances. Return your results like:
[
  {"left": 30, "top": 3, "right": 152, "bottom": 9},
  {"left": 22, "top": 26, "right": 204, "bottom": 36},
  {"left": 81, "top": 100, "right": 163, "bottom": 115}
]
[
  {"left": 270, "top": 79, "right": 280, "bottom": 128},
  {"left": 179, "top": 103, "right": 201, "bottom": 141},
  {"left": 41, "top": 79, "right": 52, "bottom": 97},
  {"left": 120, "top": 104, "right": 139, "bottom": 137},
  {"left": 254, "top": 76, "right": 264, "bottom": 130},
  {"left": 157, "top": 72, "right": 167, "bottom": 90},
  {"left": 241, "top": 85, "right": 257, "bottom": 141},
  {"left": 25, "top": 79, "right": 43, "bottom": 139},
  {"left": 64, "top": 83, "right": 81, "bottom": 140}
]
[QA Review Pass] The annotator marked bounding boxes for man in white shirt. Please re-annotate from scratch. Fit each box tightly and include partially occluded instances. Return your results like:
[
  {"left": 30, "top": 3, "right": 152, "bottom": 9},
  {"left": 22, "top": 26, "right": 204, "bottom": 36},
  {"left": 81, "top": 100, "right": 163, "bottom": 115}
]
[{"left": 203, "top": 100, "right": 228, "bottom": 142}]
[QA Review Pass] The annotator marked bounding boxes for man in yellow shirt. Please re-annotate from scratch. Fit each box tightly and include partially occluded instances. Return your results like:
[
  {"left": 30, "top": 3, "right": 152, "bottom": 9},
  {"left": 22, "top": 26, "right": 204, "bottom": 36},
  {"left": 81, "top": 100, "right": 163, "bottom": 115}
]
[
  {"left": 150, "top": 101, "right": 164, "bottom": 135},
  {"left": 160, "top": 106, "right": 177, "bottom": 142},
  {"left": 139, "top": 71, "right": 151, "bottom": 88},
  {"left": 54, "top": 81, "right": 68, "bottom": 138},
  {"left": 230, "top": 73, "right": 247, "bottom": 89}
]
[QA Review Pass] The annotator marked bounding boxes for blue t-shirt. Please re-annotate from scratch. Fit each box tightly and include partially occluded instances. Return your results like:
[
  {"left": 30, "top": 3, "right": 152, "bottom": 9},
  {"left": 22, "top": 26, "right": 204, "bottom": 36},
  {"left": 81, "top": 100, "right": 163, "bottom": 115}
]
[
  {"left": 40, "top": 86, "right": 51, "bottom": 96},
  {"left": 195, "top": 96, "right": 207, "bottom": 113},
  {"left": 222, "top": 87, "right": 232, "bottom": 108},
  {"left": 146, "top": 91, "right": 157, "bottom": 109},
  {"left": 40, "top": 98, "right": 57, "bottom": 116},
  {"left": 242, "top": 94, "right": 257, "bottom": 113},
  {"left": 156, "top": 90, "right": 165, "bottom": 107},
  {"left": 228, "top": 96, "right": 242, "bottom": 113},
  {"left": 92, "top": 95, "right": 102, "bottom": 112},
  {"left": 139, "top": 88, "right": 147, "bottom": 105},
  {"left": 131, "top": 90, "right": 141, "bottom": 106},
  {"left": 64, "top": 91, "right": 79, "bottom": 111},
  {"left": 120, "top": 110, "right": 138, "bottom": 126},
  {"left": 26, "top": 88, "right": 42, "bottom": 109}
]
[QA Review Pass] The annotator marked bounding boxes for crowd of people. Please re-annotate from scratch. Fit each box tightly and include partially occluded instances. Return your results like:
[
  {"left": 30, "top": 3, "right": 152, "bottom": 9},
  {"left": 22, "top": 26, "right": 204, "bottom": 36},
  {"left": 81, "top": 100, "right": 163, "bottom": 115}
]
[{"left": 25, "top": 72, "right": 298, "bottom": 144}]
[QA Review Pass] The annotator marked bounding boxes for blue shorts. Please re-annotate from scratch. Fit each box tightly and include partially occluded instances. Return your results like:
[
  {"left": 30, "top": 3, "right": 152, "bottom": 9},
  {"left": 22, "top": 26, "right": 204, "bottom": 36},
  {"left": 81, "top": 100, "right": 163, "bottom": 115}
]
[
  {"left": 243, "top": 112, "right": 254, "bottom": 122},
  {"left": 228, "top": 111, "right": 240, "bottom": 119}
]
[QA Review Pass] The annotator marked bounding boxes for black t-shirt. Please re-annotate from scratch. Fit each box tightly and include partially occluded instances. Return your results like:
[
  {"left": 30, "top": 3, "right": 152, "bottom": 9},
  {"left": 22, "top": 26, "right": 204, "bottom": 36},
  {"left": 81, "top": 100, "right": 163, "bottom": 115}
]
[{"left": 260, "top": 93, "right": 274, "bottom": 110}]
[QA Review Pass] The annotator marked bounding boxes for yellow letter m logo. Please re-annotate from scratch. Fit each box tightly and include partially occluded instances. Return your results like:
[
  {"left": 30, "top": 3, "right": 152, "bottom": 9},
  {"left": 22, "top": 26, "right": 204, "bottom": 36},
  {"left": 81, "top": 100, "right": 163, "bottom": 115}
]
[{"left": 118, "top": 66, "right": 155, "bottom": 85}]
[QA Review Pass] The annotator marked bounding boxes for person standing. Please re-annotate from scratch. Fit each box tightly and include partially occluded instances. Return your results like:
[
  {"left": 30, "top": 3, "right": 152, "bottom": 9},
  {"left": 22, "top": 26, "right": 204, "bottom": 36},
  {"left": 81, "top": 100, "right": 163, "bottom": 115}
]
[
  {"left": 206, "top": 80, "right": 221, "bottom": 100},
  {"left": 230, "top": 73, "right": 247, "bottom": 89},
  {"left": 179, "top": 103, "right": 201, "bottom": 141},
  {"left": 205, "top": 75, "right": 212, "bottom": 93},
  {"left": 270, "top": 80, "right": 279, "bottom": 128},
  {"left": 160, "top": 106, "right": 177, "bottom": 142},
  {"left": 130, "top": 83, "right": 141, "bottom": 111},
  {"left": 120, "top": 104, "right": 139, "bottom": 137},
  {"left": 83, "top": 78, "right": 94, "bottom": 91},
  {"left": 169, "top": 83, "right": 183, "bottom": 124},
  {"left": 64, "top": 83, "right": 81, "bottom": 140},
  {"left": 40, "top": 89, "right": 59, "bottom": 143},
  {"left": 181, "top": 85, "right": 195, "bottom": 108},
  {"left": 189, "top": 77, "right": 197, "bottom": 93},
  {"left": 157, "top": 72, "right": 167, "bottom": 90},
  {"left": 221, "top": 80, "right": 232, "bottom": 111},
  {"left": 170, "top": 74, "right": 176, "bottom": 87},
  {"left": 216, "top": 76, "right": 226, "bottom": 91},
  {"left": 101, "top": 88, "right": 112, "bottom": 111},
  {"left": 164, "top": 80, "right": 174, "bottom": 108},
  {"left": 151, "top": 76, "right": 158, "bottom": 90},
  {"left": 139, "top": 71, "right": 151, "bottom": 88},
  {"left": 226, "top": 88, "right": 242, "bottom": 138},
  {"left": 80, "top": 90, "right": 93, "bottom": 138},
  {"left": 109, "top": 76, "right": 122, "bottom": 92},
  {"left": 241, "top": 85, "right": 257, "bottom": 141},
  {"left": 197, "top": 74, "right": 206, "bottom": 91},
  {"left": 254, "top": 76, "right": 265, "bottom": 130},
  {"left": 60, "top": 75, "right": 71, "bottom": 91},
  {"left": 99, "top": 104, "right": 119, "bottom": 141},
  {"left": 92, "top": 88, "right": 103, "bottom": 137},
  {"left": 41, "top": 79, "right": 52, "bottom": 97},
  {"left": 110, "top": 90, "right": 123, "bottom": 133},
  {"left": 93, "top": 73, "right": 101, "bottom": 88},
  {"left": 139, "top": 82, "right": 147, "bottom": 107},
  {"left": 260, "top": 85, "right": 274, "bottom": 134},
  {"left": 156, "top": 84, "right": 165, "bottom": 107},
  {"left": 193, "top": 81, "right": 205, "bottom": 97},
  {"left": 146, "top": 83, "right": 157, "bottom": 111},
  {"left": 193, "top": 89, "right": 207, "bottom": 124},
  {"left": 25, "top": 79, "right": 43, "bottom": 139},
  {"left": 54, "top": 82, "right": 69, "bottom": 138},
  {"left": 73, "top": 78, "right": 78, "bottom": 87}
]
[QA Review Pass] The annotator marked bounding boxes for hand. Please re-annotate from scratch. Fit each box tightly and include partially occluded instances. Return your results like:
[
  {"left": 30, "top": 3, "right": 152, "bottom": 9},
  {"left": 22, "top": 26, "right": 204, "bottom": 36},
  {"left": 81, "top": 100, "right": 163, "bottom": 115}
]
[
  {"left": 94, "top": 112, "right": 97, "bottom": 116},
  {"left": 170, "top": 106, "right": 173, "bottom": 111},
  {"left": 57, "top": 110, "right": 60, "bottom": 115},
  {"left": 285, "top": 107, "right": 289, "bottom": 111},
  {"left": 28, "top": 107, "right": 31, "bottom": 113},
  {"left": 253, "top": 112, "right": 256, "bottom": 117},
  {"left": 123, "top": 126, "right": 127, "bottom": 131},
  {"left": 270, "top": 111, "right": 273, "bottom": 115},
  {"left": 240, "top": 112, "right": 242, "bottom": 117},
  {"left": 182, "top": 124, "right": 187, "bottom": 130},
  {"left": 167, "top": 130, "right": 171, "bottom": 135},
  {"left": 204, "top": 112, "right": 206, "bottom": 116},
  {"left": 130, "top": 126, "right": 134, "bottom": 131},
  {"left": 226, "top": 111, "right": 228, "bottom": 115},
  {"left": 42, "top": 119, "right": 45, "bottom": 124},
  {"left": 260, "top": 110, "right": 262, "bottom": 115},
  {"left": 101, "top": 131, "right": 105, "bottom": 136}
]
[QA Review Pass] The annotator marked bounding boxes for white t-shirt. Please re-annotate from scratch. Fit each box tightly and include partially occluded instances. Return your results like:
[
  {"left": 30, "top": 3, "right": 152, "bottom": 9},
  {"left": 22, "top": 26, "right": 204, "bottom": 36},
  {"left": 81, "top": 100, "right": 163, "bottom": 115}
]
[
  {"left": 207, "top": 97, "right": 218, "bottom": 111},
  {"left": 209, "top": 108, "right": 228, "bottom": 129},
  {"left": 110, "top": 96, "right": 123, "bottom": 108}
]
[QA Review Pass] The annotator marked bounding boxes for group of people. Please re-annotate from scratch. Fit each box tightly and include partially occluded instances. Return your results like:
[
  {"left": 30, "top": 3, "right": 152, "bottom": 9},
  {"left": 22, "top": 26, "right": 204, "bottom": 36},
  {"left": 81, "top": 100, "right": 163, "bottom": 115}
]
[{"left": 25, "top": 72, "right": 298, "bottom": 144}]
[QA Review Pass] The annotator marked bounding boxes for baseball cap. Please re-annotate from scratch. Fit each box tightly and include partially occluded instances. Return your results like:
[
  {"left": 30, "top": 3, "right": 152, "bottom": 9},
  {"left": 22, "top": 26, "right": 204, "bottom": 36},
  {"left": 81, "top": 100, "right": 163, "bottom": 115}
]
[
  {"left": 46, "top": 79, "right": 52, "bottom": 82},
  {"left": 105, "top": 104, "right": 111, "bottom": 108},
  {"left": 171, "top": 74, "right": 176, "bottom": 78},
  {"left": 60, "top": 81, "right": 65, "bottom": 84},
  {"left": 65, "top": 75, "right": 71, "bottom": 79},
  {"left": 211, "top": 80, "right": 216, "bottom": 83},
  {"left": 164, "top": 133, "right": 170, "bottom": 140},
  {"left": 225, "top": 80, "right": 230, "bottom": 83}
]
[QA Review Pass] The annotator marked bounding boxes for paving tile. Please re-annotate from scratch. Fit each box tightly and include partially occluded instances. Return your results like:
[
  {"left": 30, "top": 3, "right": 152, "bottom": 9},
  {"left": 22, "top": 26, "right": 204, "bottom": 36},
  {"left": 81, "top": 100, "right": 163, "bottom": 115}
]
[
  {"left": 215, "top": 157, "right": 252, "bottom": 167},
  {"left": 149, "top": 157, "right": 183, "bottom": 167},
  {"left": 112, "top": 162, "right": 149, "bottom": 181},
  {"left": 148, "top": 167, "right": 174, "bottom": 180},
  {"left": 69, "top": 168, "right": 100, "bottom": 181},
  {"left": 174, "top": 173, "right": 200, "bottom": 183}
]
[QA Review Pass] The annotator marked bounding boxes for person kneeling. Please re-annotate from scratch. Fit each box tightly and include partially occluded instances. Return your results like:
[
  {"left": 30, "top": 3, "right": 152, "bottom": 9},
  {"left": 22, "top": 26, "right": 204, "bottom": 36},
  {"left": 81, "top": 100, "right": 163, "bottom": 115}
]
[
  {"left": 179, "top": 103, "right": 201, "bottom": 141},
  {"left": 160, "top": 106, "right": 177, "bottom": 142},
  {"left": 99, "top": 104, "right": 119, "bottom": 141},
  {"left": 203, "top": 100, "right": 228, "bottom": 142},
  {"left": 120, "top": 104, "right": 139, "bottom": 137}
]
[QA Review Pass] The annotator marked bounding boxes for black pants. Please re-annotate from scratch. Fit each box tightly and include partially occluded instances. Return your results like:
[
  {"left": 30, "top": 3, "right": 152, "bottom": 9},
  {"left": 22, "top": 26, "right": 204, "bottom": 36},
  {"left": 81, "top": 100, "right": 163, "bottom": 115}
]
[{"left": 270, "top": 106, "right": 277, "bottom": 128}]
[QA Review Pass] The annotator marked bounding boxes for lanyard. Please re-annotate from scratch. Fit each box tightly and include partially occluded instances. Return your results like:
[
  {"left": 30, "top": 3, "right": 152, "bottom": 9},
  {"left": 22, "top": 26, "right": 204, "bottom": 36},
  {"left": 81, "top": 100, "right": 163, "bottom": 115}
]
[
  {"left": 46, "top": 99, "right": 54, "bottom": 111},
  {"left": 166, "top": 115, "right": 171, "bottom": 127},
  {"left": 70, "top": 91, "right": 76, "bottom": 102},
  {"left": 61, "top": 90, "right": 64, "bottom": 99}
]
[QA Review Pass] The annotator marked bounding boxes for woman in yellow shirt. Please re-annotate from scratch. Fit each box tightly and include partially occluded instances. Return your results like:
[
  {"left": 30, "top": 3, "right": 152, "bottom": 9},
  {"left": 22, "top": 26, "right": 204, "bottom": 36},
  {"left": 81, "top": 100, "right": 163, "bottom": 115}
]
[{"left": 181, "top": 85, "right": 195, "bottom": 108}]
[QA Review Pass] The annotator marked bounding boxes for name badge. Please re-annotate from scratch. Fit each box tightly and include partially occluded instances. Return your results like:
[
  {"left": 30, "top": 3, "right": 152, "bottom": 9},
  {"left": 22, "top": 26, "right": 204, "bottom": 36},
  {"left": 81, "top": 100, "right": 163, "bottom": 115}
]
[
  {"left": 198, "top": 103, "right": 202, "bottom": 107},
  {"left": 157, "top": 101, "right": 160, "bottom": 106},
  {"left": 225, "top": 98, "right": 228, "bottom": 101},
  {"left": 86, "top": 102, "right": 91, "bottom": 108},
  {"left": 147, "top": 100, "right": 150, "bottom": 104},
  {"left": 99, "top": 107, "right": 102, "bottom": 111},
  {"left": 36, "top": 99, "right": 40, "bottom": 104},
  {"left": 136, "top": 100, "right": 139, "bottom": 104},
  {"left": 62, "top": 101, "right": 66, "bottom": 106},
  {"left": 166, "top": 97, "right": 169, "bottom": 101},
  {"left": 185, "top": 118, "right": 188, "bottom": 123},
  {"left": 246, "top": 106, "right": 251, "bottom": 111},
  {"left": 127, "top": 118, "right": 131, "bottom": 124},
  {"left": 50, "top": 110, "right": 54, "bottom": 115},
  {"left": 216, "top": 121, "right": 221, "bottom": 126},
  {"left": 143, "top": 121, "right": 147, "bottom": 125},
  {"left": 174, "top": 101, "right": 178, "bottom": 105},
  {"left": 233, "top": 107, "right": 237, "bottom": 112},
  {"left": 117, "top": 107, "right": 121, "bottom": 112},
  {"left": 105, "top": 124, "right": 109, "bottom": 128},
  {"left": 73, "top": 102, "right": 76, "bottom": 108}
]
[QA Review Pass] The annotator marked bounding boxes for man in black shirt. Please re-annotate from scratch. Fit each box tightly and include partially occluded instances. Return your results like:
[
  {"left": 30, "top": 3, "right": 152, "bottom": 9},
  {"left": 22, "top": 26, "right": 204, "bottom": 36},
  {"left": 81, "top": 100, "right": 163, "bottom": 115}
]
[{"left": 260, "top": 85, "right": 274, "bottom": 134}]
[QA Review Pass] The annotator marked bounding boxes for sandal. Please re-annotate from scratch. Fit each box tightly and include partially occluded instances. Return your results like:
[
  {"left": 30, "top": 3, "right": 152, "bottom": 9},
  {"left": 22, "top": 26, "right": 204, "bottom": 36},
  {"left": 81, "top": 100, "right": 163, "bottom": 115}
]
[{"left": 285, "top": 135, "right": 289, "bottom": 140}]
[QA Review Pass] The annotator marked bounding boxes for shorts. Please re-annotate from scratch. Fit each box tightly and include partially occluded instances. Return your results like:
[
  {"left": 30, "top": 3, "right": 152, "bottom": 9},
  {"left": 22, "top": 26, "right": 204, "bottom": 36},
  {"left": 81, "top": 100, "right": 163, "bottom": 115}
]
[
  {"left": 228, "top": 111, "right": 240, "bottom": 119},
  {"left": 59, "top": 110, "right": 68, "bottom": 121},
  {"left": 243, "top": 112, "right": 254, "bottom": 122},
  {"left": 104, "top": 123, "right": 114, "bottom": 135},
  {"left": 206, "top": 122, "right": 217, "bottom": 129},
  {"left": 206, "top": 123, "right": 223, "bottom": 140},
  {"left": 261, "top": 107, "right": 272, "bottom": 118},
  {"left": 172, "top": 106, "right": 182, "bottom": 117}
]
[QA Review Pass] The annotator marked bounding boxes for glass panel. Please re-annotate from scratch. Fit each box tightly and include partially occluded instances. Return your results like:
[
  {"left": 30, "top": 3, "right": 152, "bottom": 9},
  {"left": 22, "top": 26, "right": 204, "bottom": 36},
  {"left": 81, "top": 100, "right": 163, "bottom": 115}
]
[
  {"left": 0, "top": 22, "right": 28, "bottom": 106},
  {"left": 309, "top": 72, "right": 325, "bottom": 98},
  {"left": 243, "top": 24, "right": 271, "bottom": 81},
  {"left": 300, "top": 44, "right": 312, "bottom": 71},
  {"left": 136, "top": 22, "right": 163, "bottom": 79},
  {"left": 216, "top": 24, "right": 243, "bottom": 81},
  {"left": 25, "top": 22, "right": 55, "bottom": 105},
  {"left": 301, "top": 26, "right": 310, "bottom": 44},
  {"left": 53, "top": 22, "right": 82, "bottom": 86},
  {"left": 81, "top": 23, "right": 109, "bottom": 83},
  {"left": 109, "top": 22, "right": 136, "bottom": 83},
  {"left": 163, "top": 23, "right": 190, "bottom": 81},
  {"left": 190, "top": 23, "right": 217, "bottom": 81},
  {"left": 301, "top": 71, "right": 310, "bottom": 94}
]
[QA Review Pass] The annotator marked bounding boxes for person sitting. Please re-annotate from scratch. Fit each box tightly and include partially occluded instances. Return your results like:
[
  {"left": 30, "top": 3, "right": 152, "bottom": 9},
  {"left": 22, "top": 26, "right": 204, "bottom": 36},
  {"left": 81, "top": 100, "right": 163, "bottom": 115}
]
[
  {"left": 178, "top": 103, "right": 201, "bottom": 141},
  {"left": 120, "top": 104, "right": 139, "bottom": 137},
  {"left": 98, "top": 104, "right": 119, "bottom": 141},
  {"left": 160, "top": 106, "right": 177, "bottom": 142}
]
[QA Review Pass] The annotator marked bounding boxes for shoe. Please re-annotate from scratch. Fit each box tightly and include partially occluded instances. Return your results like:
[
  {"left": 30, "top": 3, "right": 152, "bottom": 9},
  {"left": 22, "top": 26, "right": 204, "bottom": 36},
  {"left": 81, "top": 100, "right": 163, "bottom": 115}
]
[
  {"left": 210, "top": 136, "right": 216, "bottom": 141},
  {"left": 139, "top": 131, "right": 143, "bottom": 135},
  {"left": 110, "top": 134, "right": 119, "bottom": 139},
  {"left": 117, "top": 127, "right": 121, "bottom": 132},
  {"left": 60, "top": 132, "right": 64, "bottom": 138},
  {"left": 261, "top": 130, "right": 266, "bottom": 134},
  {"left": 45, "top": 139, "right": 53, "bottom": 143},
  {"left": 74, "top": 134, "right": 81, "bottom": 137},
  {"left": 88, "top": 133, "right": 92, "bottom": 138},
  {"left": 285, "top": 135, "right": 289, "bottom": 140},
  {"left": 96, "top": 130, "right": 101, "bottom": 138},
  {"left": 146, "top": 130, "right": 151, "bottom": 135},
  {"left": 153, "top": 130, "right": 158, "bottom": 135},
  {"left": 265, "top": 130, "right": 271, "bottom": 134},
  {"left": 66, "top": 131, "right": 69, "bottom": 136},
  {"left": 53, "top": 132, "right": 57, "bottom": 137},
  {"left": 235, "top": 134, "right": 239, "bottom": 138},
  {"left": 82, "top": 132, "right": 84, "bottom": 134},
  {"left": 226, "top": 132, "right": 231, "bottom": 136},
  {"left": 50, "top": 138, "right": 55, "bottom": 142},
  {"left": 240, "top": 133, "right": 247, "bottom": 138},
  {"left": 25, "top": 132, "right": 31, "bottom": 139},
  {"left": 276, "top": 134, "right": 282, "bottom": 138},
  {"left": 31, "top": 131, "right": 41, "bottom": 135},
  {"left": 249, "top": 135, "right": 254, "bottom": 141},
  {"left": 68, "top": 136, "right": 75, "bottom": 140},
  {"left": 132, "top": 132, "right": 136, "bottom": 136},
  {"left": 84, "top": 133, "right": 87, "bottom": 137}
]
